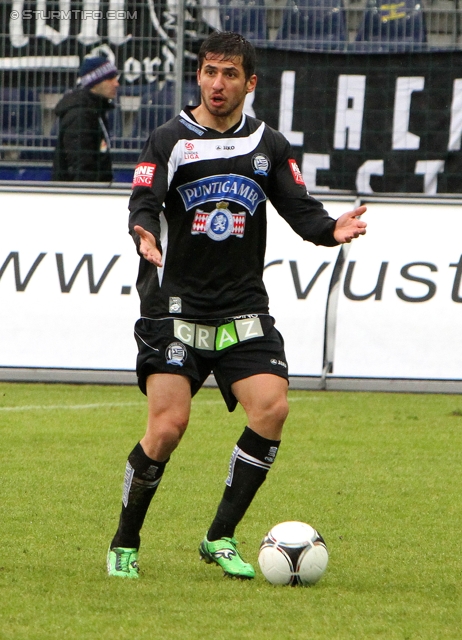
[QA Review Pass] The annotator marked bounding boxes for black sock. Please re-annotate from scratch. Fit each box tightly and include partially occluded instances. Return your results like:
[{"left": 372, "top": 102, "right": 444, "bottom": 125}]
[
  {"left": 110, "top": 442, "right": 167, "bottom": 550},
  {"left": 207, "top": 426, "right": 280, "bottom": 541}
]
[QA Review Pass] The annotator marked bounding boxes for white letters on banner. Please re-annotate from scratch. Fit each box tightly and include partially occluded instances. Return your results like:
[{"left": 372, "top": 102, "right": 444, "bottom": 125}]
[
  {"left": 334, "top": 75, "right": 366, "bottom": 151},
  {"left": 392, "top": 77, "right": 425, "bottom": 150},
  {"left": 1, "top": 190, "right": 462, "bottom": 381},
  {"left": 278, "top": 71, "right": 304, "bottom": 147}
]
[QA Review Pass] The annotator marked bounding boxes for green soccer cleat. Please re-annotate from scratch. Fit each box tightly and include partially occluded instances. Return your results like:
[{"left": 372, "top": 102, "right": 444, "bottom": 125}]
[
  {"left": 107, "top": 547, "right": 140, "bottom": 578},
  {"left": 199, "top": 535, "right": 255, "bottom": 579}
]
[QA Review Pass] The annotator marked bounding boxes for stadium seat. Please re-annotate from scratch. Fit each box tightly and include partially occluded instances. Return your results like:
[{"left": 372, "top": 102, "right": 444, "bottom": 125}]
[
  {"left": 107, "top": 84, "right": 141, "bottom": 142},
  {"left": 0, "top": 87, "right": 42, "bottom": 145},
  {"left": 131, "top": 78, "right": 199, "bottom": 144},
  {"left": 218, "top": 0, "right": 268, "bottom": 43},
  {"left": 354, "top": 0, "right": 427, "bottom": 51},
  {"left": 275, "top": 0, "right": 348, "bottom": 50},
  {"left": 131, "top": 81, "right": 175, "bottom": 144}
]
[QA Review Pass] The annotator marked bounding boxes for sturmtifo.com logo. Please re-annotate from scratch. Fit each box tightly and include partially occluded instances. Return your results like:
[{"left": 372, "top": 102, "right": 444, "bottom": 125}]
[{"left": 10, "top": 9, "right": 137, "bottom": 20}]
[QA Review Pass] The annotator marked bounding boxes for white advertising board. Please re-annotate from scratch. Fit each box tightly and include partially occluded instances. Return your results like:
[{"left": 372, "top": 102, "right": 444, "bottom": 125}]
[
  {"left": 265, "top": 199, "right": 355, "bottom": 375},
  {"left": 0, "top": 188, "right": 353, "bottom": 375},
  {"left": 2, "top": 188, "right": 462, "bottom": 384},
  {"left": 333, "top": 200, "right": 462, "bottom": 379},
  {"left": 0, "top": 190, "right": 140, "bottom": 370}
]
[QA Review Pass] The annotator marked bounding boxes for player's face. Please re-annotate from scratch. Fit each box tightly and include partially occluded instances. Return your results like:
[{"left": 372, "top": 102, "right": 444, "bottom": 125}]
[
  {"left": 197, "top": 54, "right": 256, "bottom": 120},
  {"left": 91, "top": 76, "right": 120, "bottom": 100}
]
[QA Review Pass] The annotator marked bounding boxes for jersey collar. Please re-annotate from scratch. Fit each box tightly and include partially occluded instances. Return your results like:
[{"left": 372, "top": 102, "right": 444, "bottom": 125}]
[{"left": 182, "top": 106, "right": 246, "bottom": 135}]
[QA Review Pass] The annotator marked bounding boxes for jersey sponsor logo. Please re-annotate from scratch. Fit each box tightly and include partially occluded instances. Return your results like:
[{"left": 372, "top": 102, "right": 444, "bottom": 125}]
[
  {"left": 252, "top": 153, "right": 270, "bottom": 176},
  {"left": 191, "top": 202, "right": 246, "bottom": 241},
  {"left": 177, "top": 174, "right": 266, "bottom": 215},
  {"left": 133, "top": 162, "right": 157, "bottom": 188},
  {"left": 289, "top": 159, "right": 305, "bottom": 185}
]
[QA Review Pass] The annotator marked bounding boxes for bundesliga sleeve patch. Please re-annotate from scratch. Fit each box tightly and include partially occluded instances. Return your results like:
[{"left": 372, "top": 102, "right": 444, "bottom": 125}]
[
  {"left": 132, "top": 163, "right": 156, "bottom": 188},
  {"left": 288, "top": 159, "right": 305, "bottom": 186}
]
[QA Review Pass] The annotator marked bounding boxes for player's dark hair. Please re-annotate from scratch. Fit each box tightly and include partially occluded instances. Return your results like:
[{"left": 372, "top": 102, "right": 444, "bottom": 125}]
[{"left": 198, "top": 31, "right": 256, "bottom": 80}]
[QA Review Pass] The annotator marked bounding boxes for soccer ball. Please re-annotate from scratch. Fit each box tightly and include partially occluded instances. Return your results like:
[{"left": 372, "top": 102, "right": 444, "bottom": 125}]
[{"left": 258, "top": 521, "right": 328, "bottom": 586}]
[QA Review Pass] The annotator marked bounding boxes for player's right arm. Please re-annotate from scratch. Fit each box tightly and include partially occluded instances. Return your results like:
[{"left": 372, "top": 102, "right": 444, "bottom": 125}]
[
  {"left": 133, "top": 225, "right": 163, "bottom": 267},
  {"left": 128, "top": 128, "right": 171, "bottom": 258}
]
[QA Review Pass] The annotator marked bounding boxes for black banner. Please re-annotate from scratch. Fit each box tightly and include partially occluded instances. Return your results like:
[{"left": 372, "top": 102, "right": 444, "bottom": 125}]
[
  {"left": 253, "top": 49, "right": 462, "bottom": 194},
  {"left": 1, "top": 3, "right": 462, "bottom": 193},
  {"left": 0, "top": 1, "right": 211, "bottom": 87}
]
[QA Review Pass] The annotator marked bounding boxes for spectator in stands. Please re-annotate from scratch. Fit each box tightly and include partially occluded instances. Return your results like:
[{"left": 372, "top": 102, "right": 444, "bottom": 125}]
[{"left": 52, "top": 56, "right": 119, "bottom": 182}]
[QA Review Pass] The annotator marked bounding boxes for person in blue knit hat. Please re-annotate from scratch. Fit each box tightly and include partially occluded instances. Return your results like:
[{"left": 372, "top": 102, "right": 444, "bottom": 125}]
[{"left": 52, "top": 56, "right": 119, "bottom": 182}]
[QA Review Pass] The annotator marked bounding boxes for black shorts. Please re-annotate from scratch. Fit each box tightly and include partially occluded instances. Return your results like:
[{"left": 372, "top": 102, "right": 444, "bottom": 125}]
[{"left": 134, "top": 314, "right": 289, "bottom": 411}]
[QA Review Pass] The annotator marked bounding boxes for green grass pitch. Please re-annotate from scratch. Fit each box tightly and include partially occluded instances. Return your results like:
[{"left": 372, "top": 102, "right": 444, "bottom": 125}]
[{"left": 1, "top": 382, "right": 461, "bottom": 639}]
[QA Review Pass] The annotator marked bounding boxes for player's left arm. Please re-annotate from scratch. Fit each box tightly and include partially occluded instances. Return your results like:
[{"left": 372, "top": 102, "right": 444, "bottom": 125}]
[{"left": 333, "top": 206, "right": 367, "bottom": 244}]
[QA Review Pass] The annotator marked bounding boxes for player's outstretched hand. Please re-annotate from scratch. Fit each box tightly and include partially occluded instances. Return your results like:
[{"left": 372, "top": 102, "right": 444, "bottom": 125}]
[
  {"left": 134, "top": 225, "right": 163, "bottom": 267},
  {"left": 333, "top": 205, "right": 367, "bottom": 244}
]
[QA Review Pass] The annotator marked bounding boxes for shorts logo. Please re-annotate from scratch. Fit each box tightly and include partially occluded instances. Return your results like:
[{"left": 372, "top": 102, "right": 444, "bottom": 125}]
[
  {"left": 165, "top": 342, "right": 187, "bottom": 366},
  {"left": 252, "top": 153, "right": 270, "bottom": 176},
  {"left": 288, "top": 159, "right": 305, "bottom": 186},
  {"left": 133, "top": 163, "right": 156, "bottom": 188},
  {"left": 177, "top": 174, "right": 266, "bottom": 215},
  {"left": 191, "top": 202, "right": 246, "bottom": 241},
  {"left": 270, "top": 358, "right": 288, "bottom": 368}
]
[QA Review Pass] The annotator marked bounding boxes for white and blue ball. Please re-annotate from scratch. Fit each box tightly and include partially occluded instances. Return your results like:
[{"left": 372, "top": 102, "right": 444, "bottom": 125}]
[{"left": 258, "top": 521, "right": 328, "bottom": 586}]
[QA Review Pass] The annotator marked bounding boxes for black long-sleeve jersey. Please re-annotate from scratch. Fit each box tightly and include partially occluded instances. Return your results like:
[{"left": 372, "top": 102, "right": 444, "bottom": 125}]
[{"left": 128, "top": 107, "right": 339, "bottom": 320}]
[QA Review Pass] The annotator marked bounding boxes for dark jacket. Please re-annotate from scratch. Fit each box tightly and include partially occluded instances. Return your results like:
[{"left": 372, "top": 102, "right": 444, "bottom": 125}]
[{"left": 52, "top": 88, "right": 114, "bottom": 182}]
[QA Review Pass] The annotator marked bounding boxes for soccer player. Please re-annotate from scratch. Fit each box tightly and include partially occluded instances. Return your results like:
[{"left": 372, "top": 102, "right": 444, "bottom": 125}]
[{"left": 107, "top": 31, "right": 366, "bottom": 579}]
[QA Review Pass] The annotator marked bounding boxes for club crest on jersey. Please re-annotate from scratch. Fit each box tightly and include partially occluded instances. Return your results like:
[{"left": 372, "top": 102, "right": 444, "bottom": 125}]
[
  {"left": 177, "top": 174, "right": 266, "bottom": 215},
  {"left": 191, "top": 202, "right": 245, "bottom": 241},
  {"left": 252, "top": 153, "right": 270, "bottom": 176}
]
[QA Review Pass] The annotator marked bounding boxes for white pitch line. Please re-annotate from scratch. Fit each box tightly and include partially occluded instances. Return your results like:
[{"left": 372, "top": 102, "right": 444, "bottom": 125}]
[
  {"left": 0, "top": 401, "right": 145, "bottom": 412},
  {"left": 0, "top": 395, "right": 319, "bottom": 412}
]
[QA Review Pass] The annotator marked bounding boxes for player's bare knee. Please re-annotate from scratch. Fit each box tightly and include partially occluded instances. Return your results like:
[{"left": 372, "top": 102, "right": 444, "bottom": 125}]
[
  {"left": 250, "top": 395, "right": 289, "bottom": 431},
  {"left": 271, "top": 396, "right": 289, "bottom": 426},
  {"left": 157, "top": 424, "right": 185, "bottom": 450}
]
